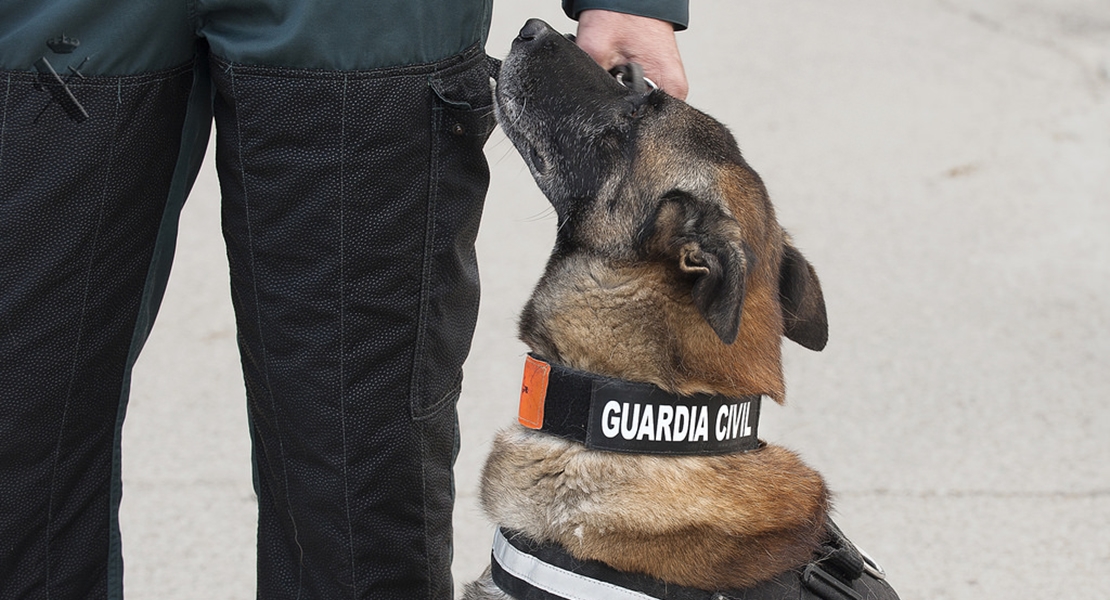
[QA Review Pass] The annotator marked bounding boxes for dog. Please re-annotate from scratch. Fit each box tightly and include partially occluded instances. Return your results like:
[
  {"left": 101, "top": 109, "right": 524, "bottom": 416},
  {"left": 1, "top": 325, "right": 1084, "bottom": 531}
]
[{"left": 465, "top": 19, "right": 899, "bottom": 600}]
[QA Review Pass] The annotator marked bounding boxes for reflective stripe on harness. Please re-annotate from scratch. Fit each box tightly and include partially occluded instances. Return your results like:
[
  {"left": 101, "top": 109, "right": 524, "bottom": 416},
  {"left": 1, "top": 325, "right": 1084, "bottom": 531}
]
[
  {"left": 489, "top": 524, "right": 900, "bottom": 600},
  {"left": 492, "top": 528, "right": 658, "bottom": 600}
]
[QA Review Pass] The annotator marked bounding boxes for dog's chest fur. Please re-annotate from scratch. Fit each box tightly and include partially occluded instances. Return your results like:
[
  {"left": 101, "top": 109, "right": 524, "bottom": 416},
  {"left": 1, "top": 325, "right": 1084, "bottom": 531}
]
[{"left": 478, "top": 427, "right": 829, "bottom": 590}]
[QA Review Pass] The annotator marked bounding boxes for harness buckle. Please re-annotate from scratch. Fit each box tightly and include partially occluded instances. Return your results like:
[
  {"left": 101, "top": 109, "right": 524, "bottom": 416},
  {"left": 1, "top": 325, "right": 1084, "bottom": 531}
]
[{"left": 802, "top": 563, "right": 862, "bottom": 600}]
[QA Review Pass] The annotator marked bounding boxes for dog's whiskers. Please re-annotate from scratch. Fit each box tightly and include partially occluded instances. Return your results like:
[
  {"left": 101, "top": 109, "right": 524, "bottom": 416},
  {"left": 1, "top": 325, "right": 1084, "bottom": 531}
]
[
  {"left": 500, "top": 96, "right": 527, "bottom": 128},
  {"left": 554, "top": 214, "right": 572, "bottom": 236},
  {"left": 520, "top": 206, "right": 557, "bottom": 223}
]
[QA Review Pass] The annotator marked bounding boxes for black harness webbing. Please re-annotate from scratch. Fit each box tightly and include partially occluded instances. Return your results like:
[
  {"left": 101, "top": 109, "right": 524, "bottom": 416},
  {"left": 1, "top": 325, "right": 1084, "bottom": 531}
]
[
  {"left": 490, "top": 521, "right": 900, "bottom": 600},
  {"left": 518, "top": 355, "right": 764, "bottom": 455}
]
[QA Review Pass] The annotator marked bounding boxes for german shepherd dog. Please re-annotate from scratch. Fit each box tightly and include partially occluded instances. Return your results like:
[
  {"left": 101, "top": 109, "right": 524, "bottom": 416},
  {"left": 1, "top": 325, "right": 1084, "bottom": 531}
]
[{"left": 465, "top": 19, "right": 898, "bottom": 600}]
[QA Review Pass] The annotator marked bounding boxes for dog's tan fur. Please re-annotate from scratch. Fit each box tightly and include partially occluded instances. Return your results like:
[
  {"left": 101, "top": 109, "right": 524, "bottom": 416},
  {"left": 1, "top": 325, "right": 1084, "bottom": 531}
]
[
  {"left": 480, "top": 430, "right": 828, "bottom": 588},
  {"left": 465, "top": 19, "right": 833, "bottom": 598},
  {"left": 519, "top": 168, "right": 791, "bottom": 402}
]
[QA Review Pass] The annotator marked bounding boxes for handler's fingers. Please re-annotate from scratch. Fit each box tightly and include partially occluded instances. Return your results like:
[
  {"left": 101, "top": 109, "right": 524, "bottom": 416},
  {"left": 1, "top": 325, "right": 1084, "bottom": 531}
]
[{"left": 575, "top": 10, "right": 689, "bottom": 100}]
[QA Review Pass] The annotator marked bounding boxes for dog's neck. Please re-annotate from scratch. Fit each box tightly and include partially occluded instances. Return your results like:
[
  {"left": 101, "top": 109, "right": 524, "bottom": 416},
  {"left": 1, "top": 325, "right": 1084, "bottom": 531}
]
[{"left": 518, "top": 254, "right": 788, "bottom": 402}]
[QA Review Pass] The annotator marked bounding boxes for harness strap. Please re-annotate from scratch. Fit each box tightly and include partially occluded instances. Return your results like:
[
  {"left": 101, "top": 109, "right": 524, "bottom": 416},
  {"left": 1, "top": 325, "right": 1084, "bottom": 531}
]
[
  {"left": 491, "top": 528, "right": 710, "bottom": 600},
  {"left": 490, "top": 525, "right": 899, "bottom": 600},
  {"left": 492, "top": 529, "right": 658, "bottom": 600}
]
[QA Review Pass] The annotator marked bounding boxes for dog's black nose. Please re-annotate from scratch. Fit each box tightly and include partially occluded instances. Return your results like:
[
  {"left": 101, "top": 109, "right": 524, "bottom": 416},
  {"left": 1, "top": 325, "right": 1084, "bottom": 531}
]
[{"left": 518, "top": 18, "right": 548, "bottom": 41}]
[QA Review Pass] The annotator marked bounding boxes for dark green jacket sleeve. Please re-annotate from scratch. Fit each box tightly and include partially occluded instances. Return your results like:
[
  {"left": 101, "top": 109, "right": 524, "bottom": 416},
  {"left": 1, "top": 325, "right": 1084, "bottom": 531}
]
[{"left": 562, "top": 0, "right": 689, "bottom": 30}]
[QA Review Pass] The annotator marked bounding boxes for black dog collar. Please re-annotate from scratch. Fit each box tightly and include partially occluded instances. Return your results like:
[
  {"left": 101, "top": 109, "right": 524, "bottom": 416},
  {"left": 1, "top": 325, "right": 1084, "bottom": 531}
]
[{"left": 518, "top": 355, "right": 764, "bottom": 455}]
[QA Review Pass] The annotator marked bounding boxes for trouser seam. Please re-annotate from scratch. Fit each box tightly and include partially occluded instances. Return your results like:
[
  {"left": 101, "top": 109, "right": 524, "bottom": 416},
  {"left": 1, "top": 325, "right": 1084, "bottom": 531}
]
[
  {"left": 1, "top": 62, "right": 196, "bottom": 86},
  {"left": 207, "top": 43, "right": 486, "bottom": 81},
  {"left": 0, "top": 74, "right": 9, "bottom": 192},
  {"left": 106, "top": 56, "right": 212, "bottom": 600},
  {"left": 420, "top": 418, "right": 433, "bottom": 599},
  {"left": 419, "top": 77, "right": 441, "bottom": 600},
  {"left": 45, "top": 83, "right": 122, "bottom": 599},
  {"left": 185, "top": 0, "right": 201, "bottom": 35},
  {"left": 225, "top": 62, "right": 305, "bottom": 597},
  {"left": 410, "top": 81, "right": 441, "bottom": 421},
  {"left": 336, "top": 73, "right": 357, "bottom": 598},
  {"left": 421, "top": 83, "right": 439, "bottom": 598},
  {"left": 0, "top": 74, "right": 9, "bottom": 353}
]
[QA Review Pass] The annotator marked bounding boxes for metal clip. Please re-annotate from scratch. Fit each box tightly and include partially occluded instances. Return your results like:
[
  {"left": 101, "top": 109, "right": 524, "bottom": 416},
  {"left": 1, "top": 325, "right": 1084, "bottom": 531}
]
[
  {"left": 858, "top": 547, "right": 887, "bottom": 580},
  {"left": 610, "top": 62, "right": 657, "bottom": 94}
]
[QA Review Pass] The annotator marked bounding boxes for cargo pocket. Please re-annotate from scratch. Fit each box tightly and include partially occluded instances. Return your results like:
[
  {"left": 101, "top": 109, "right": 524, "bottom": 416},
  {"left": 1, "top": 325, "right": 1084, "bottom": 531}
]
[{"left": 409, "top": 49, "right": 497, "bottom": 419}]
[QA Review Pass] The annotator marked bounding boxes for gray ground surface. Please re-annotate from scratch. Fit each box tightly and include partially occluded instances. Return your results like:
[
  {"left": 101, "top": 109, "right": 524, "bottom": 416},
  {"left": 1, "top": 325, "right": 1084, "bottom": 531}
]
[{"left": 121, "top": 1, "right": 1110, "bottom": 597}]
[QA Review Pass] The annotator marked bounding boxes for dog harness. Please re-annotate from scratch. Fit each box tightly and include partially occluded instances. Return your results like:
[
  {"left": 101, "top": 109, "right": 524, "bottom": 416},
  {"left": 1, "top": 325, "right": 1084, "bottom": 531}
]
[
  {"left": 490, "top": 521, "right": 899, "bottom": 600},
  {"left": 518, "top": 355, "right": 765, "bottom": 455}
]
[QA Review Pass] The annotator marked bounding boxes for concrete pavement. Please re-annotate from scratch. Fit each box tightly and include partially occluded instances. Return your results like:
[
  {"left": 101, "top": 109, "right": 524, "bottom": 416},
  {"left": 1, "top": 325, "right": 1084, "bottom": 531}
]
[{"left": 121, "top": 1, "right": 1110, "bottom": 598}]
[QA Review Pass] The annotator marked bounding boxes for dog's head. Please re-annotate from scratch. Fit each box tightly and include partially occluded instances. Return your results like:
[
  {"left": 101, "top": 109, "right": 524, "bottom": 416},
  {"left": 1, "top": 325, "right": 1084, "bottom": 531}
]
[{"left": 495, "top": 19, "right": 827, "bottom": 401}]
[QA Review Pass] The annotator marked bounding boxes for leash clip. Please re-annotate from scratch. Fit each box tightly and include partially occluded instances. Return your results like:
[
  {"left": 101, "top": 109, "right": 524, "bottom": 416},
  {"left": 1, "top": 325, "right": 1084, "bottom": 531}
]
[
  {"left": 610, "top": 63, "right": 657, "bottom": 94},
  {"left": 859, "top": 547, "right": 887, "bottom": 580}
]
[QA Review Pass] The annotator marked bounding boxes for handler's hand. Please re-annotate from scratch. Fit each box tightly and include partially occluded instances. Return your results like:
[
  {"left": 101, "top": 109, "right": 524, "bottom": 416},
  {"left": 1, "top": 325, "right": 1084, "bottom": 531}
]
[{"left": 574, "top": 9, "right": 689, "bottom": 100}]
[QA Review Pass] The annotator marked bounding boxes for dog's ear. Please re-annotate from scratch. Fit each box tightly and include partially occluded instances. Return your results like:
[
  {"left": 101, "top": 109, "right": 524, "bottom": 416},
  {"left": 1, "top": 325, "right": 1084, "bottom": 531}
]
[
  {"left": 779, "top": 240, "right": 828, "bottom": 351},
  {"left": 680, "top": 234, "right": 748, "bottom": 346},
  {"left": 642, "top": 193, "right": 749, "bottom": 345}
]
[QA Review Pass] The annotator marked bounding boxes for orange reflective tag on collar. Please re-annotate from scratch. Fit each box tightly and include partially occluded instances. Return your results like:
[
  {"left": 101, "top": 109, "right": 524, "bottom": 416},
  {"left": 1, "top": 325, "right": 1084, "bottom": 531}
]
[{"left": 518, "top": 355, "right": 550, "bottom": 429}]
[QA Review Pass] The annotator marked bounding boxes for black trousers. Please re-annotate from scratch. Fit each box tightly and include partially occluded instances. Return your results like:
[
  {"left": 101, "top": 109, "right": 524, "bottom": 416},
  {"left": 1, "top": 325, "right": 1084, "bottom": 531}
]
[{"left": 0, "top": 7, "right": 496, "bottom": 597}]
